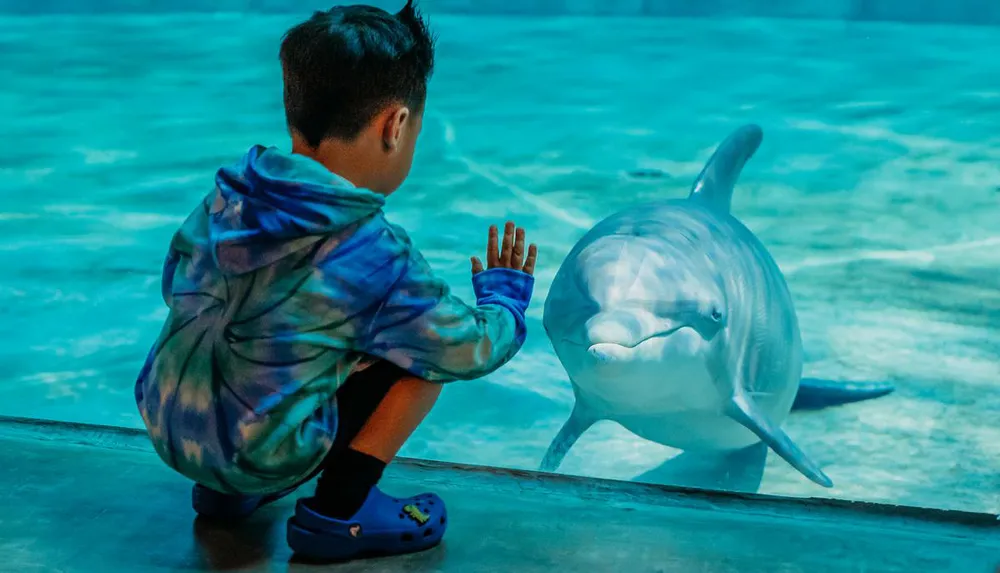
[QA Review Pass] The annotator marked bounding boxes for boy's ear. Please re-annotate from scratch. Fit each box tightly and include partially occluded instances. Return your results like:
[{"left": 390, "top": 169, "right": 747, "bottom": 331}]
[{"left": 381, "top": 105, "right": 411, "bottom": 152}]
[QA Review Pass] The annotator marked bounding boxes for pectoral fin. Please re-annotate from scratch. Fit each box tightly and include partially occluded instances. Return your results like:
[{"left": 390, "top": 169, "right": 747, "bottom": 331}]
[
  {"left": 540, "top": 399, "right": 598, "bottom": 473},
  {"left": 726, "top": 393, "right": 834, "bottom": 488}
]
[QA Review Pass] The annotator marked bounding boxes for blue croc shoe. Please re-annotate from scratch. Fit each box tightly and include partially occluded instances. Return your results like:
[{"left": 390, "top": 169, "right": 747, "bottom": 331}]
[
  {"left": 286, "top": 487, "right": 447, "bottom": 562},
  {"left": 192, "top": 483, "right": 299, "bottom": 521}
]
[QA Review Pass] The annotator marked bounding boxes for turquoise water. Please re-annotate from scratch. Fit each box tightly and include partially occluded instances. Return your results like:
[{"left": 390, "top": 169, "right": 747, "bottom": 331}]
[{"left": 2, "top": 14, "right": 999, "bottom": 512}]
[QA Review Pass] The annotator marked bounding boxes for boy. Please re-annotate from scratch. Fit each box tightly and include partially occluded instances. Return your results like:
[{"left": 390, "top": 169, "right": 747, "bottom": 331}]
[{"left": 134, "top": 1, "right": 537, "bottom": 562}]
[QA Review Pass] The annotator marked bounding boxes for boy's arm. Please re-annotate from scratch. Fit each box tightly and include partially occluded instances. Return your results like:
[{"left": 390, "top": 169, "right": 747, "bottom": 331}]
[{"left": 362, "top": 246, "right": 534, "bottom": 383}]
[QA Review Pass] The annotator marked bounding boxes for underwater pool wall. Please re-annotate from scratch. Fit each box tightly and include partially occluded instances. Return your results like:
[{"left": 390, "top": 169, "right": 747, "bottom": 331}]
[{"left": 1, "top": 0, "right": 999, "bottom": 26}]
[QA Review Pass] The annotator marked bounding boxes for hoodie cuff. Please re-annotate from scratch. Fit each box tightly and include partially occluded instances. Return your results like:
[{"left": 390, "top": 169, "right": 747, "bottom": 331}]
[{"left": 472, "top": 268, "right": 534, "bottom": 315}]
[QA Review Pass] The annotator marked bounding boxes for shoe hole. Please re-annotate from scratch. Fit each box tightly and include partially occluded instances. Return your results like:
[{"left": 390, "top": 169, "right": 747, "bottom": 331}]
[
  {"left": 399, "top": 513, "right": 405, "bottom": 519},
  {"left": 424, "top": 528, "right": 434, "bottom": 537},
  {"left": 440, "top": 517, "right": 446, "bottom": 525},
  {"left": 401, "top": 533, "right": 414, "bottom": 542}
]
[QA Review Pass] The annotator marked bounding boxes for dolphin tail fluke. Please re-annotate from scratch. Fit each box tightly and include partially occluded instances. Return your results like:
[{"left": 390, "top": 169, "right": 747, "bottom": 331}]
[
  {"left": 688, "top": 124, "right": 764, "bottom": 214},
  {"left": 726, "top": 393, "right": 834, "bottom": 488},
  {"left": 793, "top": 378, "right": 896, "bottom": 411},
  {"left": 540, "top": 403, "right": 596, "bottom": 473}
]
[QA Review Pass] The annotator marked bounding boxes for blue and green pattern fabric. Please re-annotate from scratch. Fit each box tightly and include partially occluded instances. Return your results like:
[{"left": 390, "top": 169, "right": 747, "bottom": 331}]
[{"left": 135, "top": 145, "right": 533, "bottom": 495}]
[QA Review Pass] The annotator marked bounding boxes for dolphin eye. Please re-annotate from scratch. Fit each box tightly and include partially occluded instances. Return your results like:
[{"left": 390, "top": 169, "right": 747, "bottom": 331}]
[{"left": 710, "top": 308, "right": 724, "bottom": 322}]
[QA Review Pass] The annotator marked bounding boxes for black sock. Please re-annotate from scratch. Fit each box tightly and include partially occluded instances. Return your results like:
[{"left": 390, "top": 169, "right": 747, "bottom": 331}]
[{"left": 311, "top": 447, "right": 387, "bottom": 519}]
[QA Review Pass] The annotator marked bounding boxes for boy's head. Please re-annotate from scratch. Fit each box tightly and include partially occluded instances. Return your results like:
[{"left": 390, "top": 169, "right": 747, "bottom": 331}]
[{"left": 279, "top": 2, "right": 435, "bottom": 195}]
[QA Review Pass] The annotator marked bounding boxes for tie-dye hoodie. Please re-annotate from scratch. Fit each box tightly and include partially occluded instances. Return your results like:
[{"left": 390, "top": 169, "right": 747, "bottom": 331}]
[{"left": 135, "top": 145, "right": 533, "bottom": 495}]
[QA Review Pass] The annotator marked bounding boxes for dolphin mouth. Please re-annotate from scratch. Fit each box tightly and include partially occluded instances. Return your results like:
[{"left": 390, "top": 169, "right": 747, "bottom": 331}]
[
  {"left": 562, "top": 326, "right": 686, "bottom": 351},
  {"left": 587, "top": 342, "right": 630, "bottom": 364},
  {"left": 583, "top": 327, "right": 687, "bottom": 363}
]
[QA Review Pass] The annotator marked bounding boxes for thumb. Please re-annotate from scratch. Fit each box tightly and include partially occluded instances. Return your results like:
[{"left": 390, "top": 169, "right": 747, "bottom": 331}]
[{"left": 471, "top": 256, "right": 484, "bottom": 275}]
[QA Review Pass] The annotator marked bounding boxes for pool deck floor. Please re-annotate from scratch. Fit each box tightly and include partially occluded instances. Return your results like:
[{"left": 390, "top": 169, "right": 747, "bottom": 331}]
[{"left": 0, "top": 416, "right": 997, "bottom": 573}]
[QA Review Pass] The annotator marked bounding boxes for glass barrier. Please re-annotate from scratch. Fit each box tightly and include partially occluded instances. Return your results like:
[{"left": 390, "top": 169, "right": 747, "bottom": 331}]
[{"left": 1, "top": 4, "right": 997, "bottom": 515}]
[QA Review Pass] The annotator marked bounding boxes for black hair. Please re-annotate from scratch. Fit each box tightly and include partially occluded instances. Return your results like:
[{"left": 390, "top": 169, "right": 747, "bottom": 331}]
[{"left": 279, "top": 1, "right": 436, "bottom": 146}]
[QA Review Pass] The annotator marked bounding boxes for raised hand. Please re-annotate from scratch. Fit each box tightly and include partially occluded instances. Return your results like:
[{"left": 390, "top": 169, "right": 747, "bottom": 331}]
[{"left": 471, "top": 221, "right": 538, "bottom": 276}]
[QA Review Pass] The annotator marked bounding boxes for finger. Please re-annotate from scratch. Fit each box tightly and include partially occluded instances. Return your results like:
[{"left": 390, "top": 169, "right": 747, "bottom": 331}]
[
  {"left": 522, "top": 244, "right": 538, "bottom": 275},
  {"left": 486, "top": 225, "right": 499, "bottom": 268},
  {"left": 499, "top": 221, "right": 515, "bottom": 267},
  {"left": 510, "top": 227, "right": 526, "bottom": 269},
  {"left": 471, "top": 256, "right": 484, "bottom": 275}
]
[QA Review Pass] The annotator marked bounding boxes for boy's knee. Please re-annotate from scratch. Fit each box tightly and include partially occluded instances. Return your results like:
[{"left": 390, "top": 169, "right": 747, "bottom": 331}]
[{"left": 395, "top": 375, "right": 443, "bottom": 401}]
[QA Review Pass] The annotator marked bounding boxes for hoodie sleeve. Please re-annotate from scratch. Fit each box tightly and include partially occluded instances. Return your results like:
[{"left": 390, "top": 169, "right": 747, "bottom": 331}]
[{"left": 362, "top": 230, "right": 534, "bottom": 383}]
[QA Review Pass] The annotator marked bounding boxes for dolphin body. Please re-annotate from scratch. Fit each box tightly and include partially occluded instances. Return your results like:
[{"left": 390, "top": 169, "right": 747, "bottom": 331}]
[{"left": 540, "top": 124, "right": 893, "bottom": 487}]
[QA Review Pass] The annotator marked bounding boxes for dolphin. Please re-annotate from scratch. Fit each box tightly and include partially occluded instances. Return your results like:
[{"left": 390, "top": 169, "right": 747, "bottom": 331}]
[{"left": 540, "top": 124, "right": 893, "bottom": 487}]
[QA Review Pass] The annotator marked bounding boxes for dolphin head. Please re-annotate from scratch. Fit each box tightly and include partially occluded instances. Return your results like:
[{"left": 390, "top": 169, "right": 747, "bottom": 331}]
[{"left": 547, "top": 227, "right": 729, "bottom": 409}]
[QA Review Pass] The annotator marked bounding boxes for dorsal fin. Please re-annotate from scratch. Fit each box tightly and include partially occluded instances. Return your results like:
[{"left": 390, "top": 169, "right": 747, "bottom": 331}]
[{"left": 688, "top": 124, "right": 763, "bottom": 213}]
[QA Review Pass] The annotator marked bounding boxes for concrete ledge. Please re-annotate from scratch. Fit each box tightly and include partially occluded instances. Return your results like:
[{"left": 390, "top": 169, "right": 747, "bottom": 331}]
[
  {"left": 0, "top": 0, "right": 999, "bottom": 26},
  {"left": 0, "top": 415, "right": 997, "bottom": 573}
]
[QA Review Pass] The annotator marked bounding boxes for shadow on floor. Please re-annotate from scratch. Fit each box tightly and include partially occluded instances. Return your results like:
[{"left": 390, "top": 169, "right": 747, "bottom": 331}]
[
  {"left": 631, "top": 443, "right": 769, "bottom": 494},
  {"left": 191, "top": 513, "right": 284, "bottom": 571}
]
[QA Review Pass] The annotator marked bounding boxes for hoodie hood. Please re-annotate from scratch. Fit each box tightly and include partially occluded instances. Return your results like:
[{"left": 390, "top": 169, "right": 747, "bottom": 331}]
[{"left": 208, "top": 145, "right": 385, "bottom": 274}]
